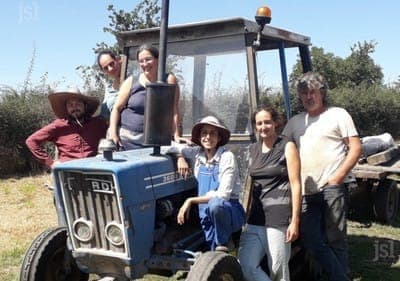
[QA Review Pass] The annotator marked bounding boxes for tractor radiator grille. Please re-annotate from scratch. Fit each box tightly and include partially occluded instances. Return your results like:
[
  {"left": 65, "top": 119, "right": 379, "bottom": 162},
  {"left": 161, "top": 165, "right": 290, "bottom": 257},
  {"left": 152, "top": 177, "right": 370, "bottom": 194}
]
[{"left": 58, "top": 171, "right": 127, "bottom": 256}]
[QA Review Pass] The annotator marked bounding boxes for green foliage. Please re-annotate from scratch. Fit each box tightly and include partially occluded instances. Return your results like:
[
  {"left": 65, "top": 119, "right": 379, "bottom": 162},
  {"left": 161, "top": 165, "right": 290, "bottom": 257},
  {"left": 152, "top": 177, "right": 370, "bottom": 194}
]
[
  {"left": 77, "top": 0, "right": 161, "bottom": 92},
  {"left": 0, "top": 246, "right": 26, "bottom": 271},
  {"left": 22, "top": 43, "right": 36, "bottom": 95},
  {"left": 291, "top": 41, "right": 384, "bottom": 89},
  {"left": 75, "top": 65, "right": 105, "bottom": 92},
  {"left": 259, "top": 87, "right": 304, "bottom": 120},
  {"left": 259, "top": 88, "right": 285, "bottom": 114},
  {"left": 330, "top": 85, "right": 400, "bottom": 138},
  {"left": 103, "top": 1, "right": 160, "bottom": 37},
  {"left": 0, "top": 86, "right": 53, "bottom": 175},
  {"left": 291, "top": 46, "right": 345, "bottom": 89},
  {"left": 342, "top": 41, "right": 384, "bottom": 87},
  {"left": 393, "top": 76, "right": 400, "bottom": 89},
  {"left": 288, "top": 41, "right": 397, "bottom": 138},
  {"left": 98, "top": 0, "right": 161, "bottom": 52}
]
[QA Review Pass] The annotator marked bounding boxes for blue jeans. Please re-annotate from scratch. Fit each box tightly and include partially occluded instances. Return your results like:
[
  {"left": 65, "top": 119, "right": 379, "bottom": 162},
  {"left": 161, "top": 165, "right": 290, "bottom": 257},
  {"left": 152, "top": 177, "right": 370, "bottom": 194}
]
[
  {"left": 201, "top": 197, "right": 245, "bottom": 250},
  {"left": 300, "top": 184, "right": 350, "bottom": 281}
]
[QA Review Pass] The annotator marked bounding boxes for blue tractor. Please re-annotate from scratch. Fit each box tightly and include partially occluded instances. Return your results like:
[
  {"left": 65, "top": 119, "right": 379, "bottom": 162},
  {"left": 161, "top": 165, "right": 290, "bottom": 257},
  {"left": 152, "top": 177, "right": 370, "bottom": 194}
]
[{"left": 20, "top": 7, "right": 313, "bottom": 281}]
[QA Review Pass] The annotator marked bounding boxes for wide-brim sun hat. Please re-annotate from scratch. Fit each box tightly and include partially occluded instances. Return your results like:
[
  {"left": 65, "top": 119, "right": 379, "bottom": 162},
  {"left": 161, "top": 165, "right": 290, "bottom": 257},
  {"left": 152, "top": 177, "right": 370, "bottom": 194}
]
[
  {"left": 191, "top": 116, "right": 231, "bottom": 147},
  {"left": 48, "top": 87, "right": 99, "bottom": 119}
]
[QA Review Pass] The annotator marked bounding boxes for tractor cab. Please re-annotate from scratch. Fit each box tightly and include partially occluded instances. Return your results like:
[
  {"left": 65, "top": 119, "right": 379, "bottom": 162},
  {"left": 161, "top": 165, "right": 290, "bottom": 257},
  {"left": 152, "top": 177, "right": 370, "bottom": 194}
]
[
  {"left": 116, "top": 14, "right": 312, "bottom": 182},
  {"left": 117, "top": 15, "right": 312, "bottom": 140}
]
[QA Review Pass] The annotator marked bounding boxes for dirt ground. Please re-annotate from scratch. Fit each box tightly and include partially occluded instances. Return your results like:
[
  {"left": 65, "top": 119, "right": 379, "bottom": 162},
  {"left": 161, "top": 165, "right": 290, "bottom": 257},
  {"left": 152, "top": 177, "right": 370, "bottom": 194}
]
[{"left": 0, "top": 174, "right": 57, "bottom": 280}]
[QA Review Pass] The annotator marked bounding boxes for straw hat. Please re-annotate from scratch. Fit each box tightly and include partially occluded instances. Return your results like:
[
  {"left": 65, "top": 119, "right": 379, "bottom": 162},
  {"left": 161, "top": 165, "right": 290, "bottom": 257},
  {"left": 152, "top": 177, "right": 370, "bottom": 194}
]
[
  {"left": 191, "top": 116, "right": 231, "bottom": 147},
  {"left": 48, "top": 87, "right": 99, "bottom": 119}
]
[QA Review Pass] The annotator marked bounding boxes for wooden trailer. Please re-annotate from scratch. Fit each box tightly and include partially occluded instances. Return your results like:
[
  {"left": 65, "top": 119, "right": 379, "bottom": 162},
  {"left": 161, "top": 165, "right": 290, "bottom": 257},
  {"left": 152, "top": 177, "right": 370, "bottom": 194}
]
[{"left": 350, "top": 145, "right": 400, "bottom": 224}]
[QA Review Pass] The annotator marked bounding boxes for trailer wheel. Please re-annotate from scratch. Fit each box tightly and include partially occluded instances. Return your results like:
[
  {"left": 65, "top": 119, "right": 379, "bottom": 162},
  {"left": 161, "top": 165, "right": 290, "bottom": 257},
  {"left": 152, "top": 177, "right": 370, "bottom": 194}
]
[
  {"left": 20, "top": 227, "right": 88, "bottom": 281},
  {"left": 373, "top": 180, "right": 399, "bottom": 224},
  {"left": 186, "top": 251, "right": 244, "bottom": 281}
]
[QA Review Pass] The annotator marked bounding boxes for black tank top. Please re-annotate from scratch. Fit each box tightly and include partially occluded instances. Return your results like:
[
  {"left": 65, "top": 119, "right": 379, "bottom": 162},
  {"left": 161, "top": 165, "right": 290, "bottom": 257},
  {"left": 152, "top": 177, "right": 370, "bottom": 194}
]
[{"left": 247, "top": 136, "right": 292, "bottom": 227}]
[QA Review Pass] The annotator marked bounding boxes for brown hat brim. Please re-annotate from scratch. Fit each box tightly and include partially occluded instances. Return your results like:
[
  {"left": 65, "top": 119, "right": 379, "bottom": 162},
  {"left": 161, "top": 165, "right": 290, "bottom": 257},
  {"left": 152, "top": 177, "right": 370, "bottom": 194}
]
[
  {"left": 48, "top": 91, "right": 99, "bottom": 119},
  {"left": 191, "top": 116, "right": 231, "bottom": 147}
]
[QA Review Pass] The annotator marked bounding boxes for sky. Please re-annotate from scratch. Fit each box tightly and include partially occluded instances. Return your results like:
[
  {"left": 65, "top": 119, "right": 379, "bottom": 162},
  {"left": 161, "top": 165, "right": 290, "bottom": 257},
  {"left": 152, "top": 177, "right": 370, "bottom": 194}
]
[{"left": 1, "top": 0, "right": 399, "bottom": 90}]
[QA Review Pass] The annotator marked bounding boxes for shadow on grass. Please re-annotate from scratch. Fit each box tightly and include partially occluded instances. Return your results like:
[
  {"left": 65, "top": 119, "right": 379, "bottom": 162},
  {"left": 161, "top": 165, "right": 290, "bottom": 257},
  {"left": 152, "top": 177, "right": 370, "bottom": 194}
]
[
  {"left": 348, "top": 206, "right": 400, "bottom": 280},
  {"left": 349, "top": 234, "right": 400, "bottom": 281}
]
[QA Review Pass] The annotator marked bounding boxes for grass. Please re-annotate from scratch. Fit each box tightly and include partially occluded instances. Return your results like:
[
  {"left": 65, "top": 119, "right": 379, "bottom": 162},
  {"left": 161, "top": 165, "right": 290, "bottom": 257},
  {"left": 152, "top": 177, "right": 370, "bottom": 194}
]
[
  {"left": 1, "top": 174, "right": 400, "bottom": 281},
  {"left": 348, "top": 220, "right": 400, "bottom": 280},
  {"left": 0, "top": 174, "right": 56, "bottom": 281}
]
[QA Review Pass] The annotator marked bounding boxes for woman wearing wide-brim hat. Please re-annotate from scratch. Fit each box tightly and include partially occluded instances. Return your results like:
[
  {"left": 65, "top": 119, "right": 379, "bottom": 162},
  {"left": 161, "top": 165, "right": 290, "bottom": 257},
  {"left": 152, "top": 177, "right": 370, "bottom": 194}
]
[{"left": 167, "top": 116, "right": 245, "bottom": 252}]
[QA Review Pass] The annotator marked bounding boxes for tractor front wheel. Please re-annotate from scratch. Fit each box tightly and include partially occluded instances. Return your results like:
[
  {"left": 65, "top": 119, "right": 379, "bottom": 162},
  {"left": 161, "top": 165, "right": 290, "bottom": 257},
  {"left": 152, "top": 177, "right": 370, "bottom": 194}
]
[
  {"left": 20, "top": 227, "right": 88, "bottom": 281},
  {"left": 186, "top": 251, "right": 244, "bottom": 281}
]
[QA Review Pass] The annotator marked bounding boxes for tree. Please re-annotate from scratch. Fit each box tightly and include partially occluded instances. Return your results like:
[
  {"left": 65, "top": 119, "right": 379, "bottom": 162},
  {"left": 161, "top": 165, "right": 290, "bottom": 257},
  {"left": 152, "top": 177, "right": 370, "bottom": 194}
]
[
  {"left": 290, "top": 41, "right": 383, "bottom": 89},
  {"left": 341, "top": 41, "right": 383, "bottom": 87},
  {"left": 330, "top": 85, "right": 400, "bottom": 138},
  {"left": 290, "top": 46, "right": 344, "bottom": 90},
  {"left": 393, "top": 76, "right": 400, "bottom": 89},
  {"left": 102, "top": 1, "right": 160, "bottom": 38},
  {"left": 77, "top": 0, "right": 161, "bottom": 90},
  {"left": 0, "top": 83, "right": 54, "bottom": 174}
]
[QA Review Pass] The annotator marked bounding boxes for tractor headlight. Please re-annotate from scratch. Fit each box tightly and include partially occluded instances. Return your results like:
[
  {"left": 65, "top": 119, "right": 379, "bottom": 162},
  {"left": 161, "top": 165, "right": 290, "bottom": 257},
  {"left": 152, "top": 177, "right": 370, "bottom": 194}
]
[
  {"left": 105, "top": 222, "right": 124, "bottom": 246},
  {"left": 73, "top": 218, "right": 94, "bottom": 242}
]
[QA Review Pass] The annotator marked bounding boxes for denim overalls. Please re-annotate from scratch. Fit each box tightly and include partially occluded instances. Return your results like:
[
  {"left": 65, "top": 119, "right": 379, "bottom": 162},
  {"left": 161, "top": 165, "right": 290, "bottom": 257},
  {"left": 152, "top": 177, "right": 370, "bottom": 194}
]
[{"left": 197, "top": 161, "right": 245, "bottom": 250}]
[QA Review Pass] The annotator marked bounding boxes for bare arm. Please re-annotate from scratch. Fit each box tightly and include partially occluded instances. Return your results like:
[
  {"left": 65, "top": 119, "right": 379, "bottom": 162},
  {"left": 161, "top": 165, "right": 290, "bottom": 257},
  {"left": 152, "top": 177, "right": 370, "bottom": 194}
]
[
  {"left": 328, "top": 136, "right": 362, "bottom": 185},
  {"left": 167, "top": 74, "right": 184, "bottom": 142},
  {"left": 168, "top": 145, "right": 199, "bottom": 178},
  {"left": 108, "top": 76, "right": 133, "bottom": 147},
  {"left": 176, "top": 155, "right": 191, "bottom": 179},
  {"left": 177, "top": 195, "right": 212, "bottom": 225},
  {"left": 285, "top": 141, "right": 302, "bottom": 242}
]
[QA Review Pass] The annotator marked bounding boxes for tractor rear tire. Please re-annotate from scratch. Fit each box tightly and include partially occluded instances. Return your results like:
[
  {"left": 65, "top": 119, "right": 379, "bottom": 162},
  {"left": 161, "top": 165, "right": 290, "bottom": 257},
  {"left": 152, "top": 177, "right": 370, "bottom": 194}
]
[
  {"left": 373, "top": 179, "right": 399, "bottom": 224},
  {"left": 186, "top": 251, "right": 244, "bottom": 281},
  {"left": 20, "top": 227, "right": 89, "bottom": 281}
]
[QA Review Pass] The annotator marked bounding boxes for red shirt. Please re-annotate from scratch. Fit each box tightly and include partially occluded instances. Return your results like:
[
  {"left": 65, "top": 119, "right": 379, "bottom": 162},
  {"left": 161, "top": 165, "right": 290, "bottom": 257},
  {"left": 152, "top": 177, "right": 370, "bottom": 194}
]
[{"left": 26, "top": 117, "right": 108, "bottom": 168}]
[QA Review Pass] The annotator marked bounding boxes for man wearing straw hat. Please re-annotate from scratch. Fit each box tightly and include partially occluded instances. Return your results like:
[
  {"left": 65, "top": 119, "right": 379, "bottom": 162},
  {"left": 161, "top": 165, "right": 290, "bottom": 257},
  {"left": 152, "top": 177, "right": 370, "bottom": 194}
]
[{"left": 26, "top": 87, "right": 107, "bottom": 168}]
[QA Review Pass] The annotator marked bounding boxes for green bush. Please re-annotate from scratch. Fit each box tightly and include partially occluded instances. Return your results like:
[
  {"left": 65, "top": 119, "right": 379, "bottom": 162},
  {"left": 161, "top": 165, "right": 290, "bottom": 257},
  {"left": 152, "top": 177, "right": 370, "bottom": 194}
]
[
  {"left": 330, "top": 85, "right": 400, "bottom": 138},
  {"left": 0, "top": 88, "right": 53, "bottom": 175}
]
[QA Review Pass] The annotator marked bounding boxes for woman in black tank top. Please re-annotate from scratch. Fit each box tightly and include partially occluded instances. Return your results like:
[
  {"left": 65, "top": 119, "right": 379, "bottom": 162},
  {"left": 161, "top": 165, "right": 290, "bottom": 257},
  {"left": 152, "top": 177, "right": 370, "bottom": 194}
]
[{"left": 238, "top": 105, "right": 301, "bottom": 281}]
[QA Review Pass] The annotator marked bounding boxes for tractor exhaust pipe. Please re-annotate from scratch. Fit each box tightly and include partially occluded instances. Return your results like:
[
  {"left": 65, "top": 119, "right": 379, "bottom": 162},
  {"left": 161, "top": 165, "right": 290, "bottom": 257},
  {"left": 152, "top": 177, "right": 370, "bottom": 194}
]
[{"left": 143, "top": 0, "right": 175, "bottom": 155}]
